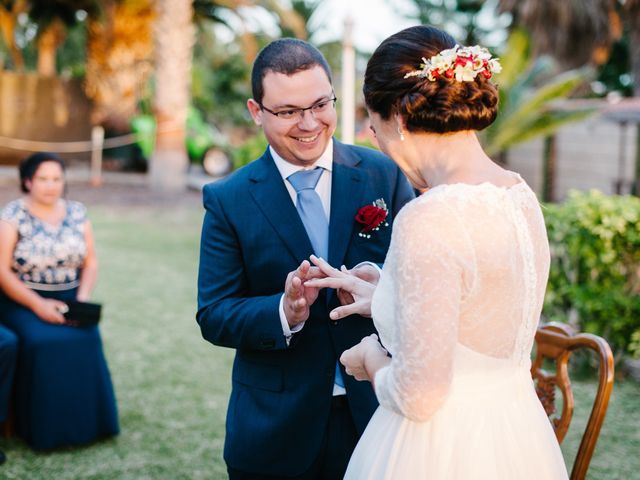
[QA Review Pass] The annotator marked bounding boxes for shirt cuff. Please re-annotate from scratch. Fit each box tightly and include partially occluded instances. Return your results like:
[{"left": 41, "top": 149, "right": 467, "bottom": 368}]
[
  {"left": 279, "top": 294, "right": 305, "bottom": 345},
  {"left": 353, "top": 261, "right": 382, "bottom": 275},
  {"left": 351, "top": 260, "right": 382, "bottom": 273}
]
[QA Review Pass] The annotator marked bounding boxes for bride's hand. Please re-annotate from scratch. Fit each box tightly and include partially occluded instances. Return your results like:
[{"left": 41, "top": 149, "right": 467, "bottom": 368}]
[
  {"left": 304, "top": 255, "right": 376, "bottom": 319},
  {"left": 336, "top": 263, "right": 380, "bottom": 308},
  {"left": 341, "top": 334, "right": 389, "bottom": 383}
]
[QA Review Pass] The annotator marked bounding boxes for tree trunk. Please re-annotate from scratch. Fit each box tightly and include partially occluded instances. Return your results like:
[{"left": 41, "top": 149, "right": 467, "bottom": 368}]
[
  {"left": 85, "top": 1, "right": 155, "bottom": 130},
  {"left": 542, "top": 135, "right": 557, "bottom": 202},
  {"left": 626, "top": 0, "right": 640, "bottom": 195},
  {"left": 36, "top": 20, "right": 66, "bottom": 77},
  {"left": 496, "top": 150, "right": 509, "bottom": 167},
  {"left": 627, "top": 0, "right": 640, "bottom": 97},
  {"left": 149, "top": 0, "right": 195, "bottom": 192},
  {"left": 634, "top": 125, "right": 639, "bottom": 196},
  {"left": 0, "top": 6, "right": 25, "bottom": 71}
]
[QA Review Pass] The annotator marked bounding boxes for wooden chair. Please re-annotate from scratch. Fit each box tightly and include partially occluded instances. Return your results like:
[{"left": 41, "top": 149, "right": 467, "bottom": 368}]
[{"left": 532, "top": 322, "right": 615, "bottom": 480}]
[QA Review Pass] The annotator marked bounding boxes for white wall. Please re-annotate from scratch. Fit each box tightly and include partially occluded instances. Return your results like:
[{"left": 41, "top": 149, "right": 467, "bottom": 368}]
[{"left": 507, "top": 114, "right": 639, "bottom": 200}]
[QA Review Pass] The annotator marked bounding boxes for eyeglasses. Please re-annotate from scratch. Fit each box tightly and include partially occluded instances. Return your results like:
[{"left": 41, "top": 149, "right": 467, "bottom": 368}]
[{"left": 260, "top": 96, "right": 337, "bottom": 121}]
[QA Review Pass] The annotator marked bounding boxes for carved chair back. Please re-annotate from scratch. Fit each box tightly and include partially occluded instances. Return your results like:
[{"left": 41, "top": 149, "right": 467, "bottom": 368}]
[{"left": 532, "top": 322, "right": 615, "bottom": 480}]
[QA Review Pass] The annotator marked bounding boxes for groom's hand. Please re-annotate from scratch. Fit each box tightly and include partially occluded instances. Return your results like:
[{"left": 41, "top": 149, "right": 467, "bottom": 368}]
[{"left": 284, "top": 260, "right": 324, "bottom": 328}]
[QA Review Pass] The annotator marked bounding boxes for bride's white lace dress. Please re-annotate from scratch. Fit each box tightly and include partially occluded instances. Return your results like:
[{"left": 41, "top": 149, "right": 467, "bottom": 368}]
[{"left": 345, "top": 176, "right": 568, "bottom": 479}]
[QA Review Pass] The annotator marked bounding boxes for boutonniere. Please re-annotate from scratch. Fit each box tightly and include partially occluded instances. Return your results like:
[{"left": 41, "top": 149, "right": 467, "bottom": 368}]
[{"left": 355, "top": 198, "right": 389, "bottom": 238}]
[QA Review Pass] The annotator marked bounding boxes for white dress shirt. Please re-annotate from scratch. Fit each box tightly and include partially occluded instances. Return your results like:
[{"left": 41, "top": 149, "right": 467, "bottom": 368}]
[
  {"left": 270, "top": 144, "right": 346, "bottom": 395},
  {"left": 271, "top": 143, "right": 332, "bottom": 339},
  {"left": 270, "top": 144, "right": 333, "bottom": 220}
]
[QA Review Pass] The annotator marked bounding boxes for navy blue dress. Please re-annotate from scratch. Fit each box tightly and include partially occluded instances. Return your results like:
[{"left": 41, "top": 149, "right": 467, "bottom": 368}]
[{"left": 0, "top": 199, "right": 119, "bottom": 450}]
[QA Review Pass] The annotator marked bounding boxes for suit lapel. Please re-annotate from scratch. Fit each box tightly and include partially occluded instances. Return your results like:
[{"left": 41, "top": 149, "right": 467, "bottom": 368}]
[
  {"left": 328, "top": 141, "right": 365, "bottom": 269},
  {"left": 248, "top": 151, "right": 314, "bottom": 264}
]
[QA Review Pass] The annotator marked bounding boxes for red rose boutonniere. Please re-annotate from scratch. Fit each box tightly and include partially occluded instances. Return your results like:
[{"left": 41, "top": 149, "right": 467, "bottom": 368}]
[{"left": 355, "top": 198, "right": 389, "bottom": 238}]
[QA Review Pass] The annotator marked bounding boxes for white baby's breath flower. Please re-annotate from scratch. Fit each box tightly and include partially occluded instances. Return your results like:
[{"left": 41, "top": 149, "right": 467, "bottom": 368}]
[
  {"left": 454, "top": 64, "right": 477, "bottom": 82},
  {"left": 488, "top": 58, "right": 502, "bottom": 73},
  {"left": 404, "top": 44, "right": 500, "bottom": 82}
]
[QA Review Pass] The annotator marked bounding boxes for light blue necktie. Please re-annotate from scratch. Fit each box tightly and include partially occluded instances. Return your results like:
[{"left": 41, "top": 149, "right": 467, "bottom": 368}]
[
  {"left": 288, "top": 167, "right": 345, "bottom": 389},
  {"left": 288, "top": 167, "right": 328, "bottom": 259}
]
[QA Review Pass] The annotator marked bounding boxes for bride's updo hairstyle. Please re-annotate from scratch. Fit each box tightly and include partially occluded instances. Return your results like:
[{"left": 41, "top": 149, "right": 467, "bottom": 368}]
[{"left": 363, "top": 25, "right": 499, "bottom": 133}]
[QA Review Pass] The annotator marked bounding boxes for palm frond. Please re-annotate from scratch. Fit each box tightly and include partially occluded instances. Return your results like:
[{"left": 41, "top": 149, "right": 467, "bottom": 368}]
[
  {"left": 500, "top": 68, "right": 592, "bottom": 131},
  {"left": 498, "top": 0, "right": 620, "bottom": 68},
  {"left": 495, "top": 28, "right": 531, "bottom": 90},
  {"left": 260, "top": 0, "right": 307, "bottom": 39},
  {"left": 481, "top": 29, "right": 595, "bottom": 156},
  {"left": 485, "top": 109, "right": 595, "bottom": 156}
]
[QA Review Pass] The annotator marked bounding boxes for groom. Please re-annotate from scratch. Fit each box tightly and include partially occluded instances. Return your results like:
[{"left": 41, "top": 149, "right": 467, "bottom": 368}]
[{"left": 197, "top": 38, "right": 413, "bottom": 479}]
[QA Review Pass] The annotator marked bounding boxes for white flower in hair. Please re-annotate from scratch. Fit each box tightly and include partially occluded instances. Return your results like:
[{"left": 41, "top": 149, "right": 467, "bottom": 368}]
[
  {"left": 488, "top": 58, "right": 503, "bottom": 74},
  {"left": 404, "top": 44, "right": 501, "bottom": 82}
]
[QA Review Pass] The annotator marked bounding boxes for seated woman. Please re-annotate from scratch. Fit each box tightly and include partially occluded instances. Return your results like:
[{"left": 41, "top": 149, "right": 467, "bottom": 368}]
[{"left": 0, "top": 152, "right": 119, "bottom": 450}]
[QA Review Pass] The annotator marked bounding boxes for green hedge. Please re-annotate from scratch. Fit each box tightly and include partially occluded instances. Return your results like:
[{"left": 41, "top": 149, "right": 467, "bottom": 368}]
[{"left": 543, "top": 190, "right": 640, "bottom": 358}]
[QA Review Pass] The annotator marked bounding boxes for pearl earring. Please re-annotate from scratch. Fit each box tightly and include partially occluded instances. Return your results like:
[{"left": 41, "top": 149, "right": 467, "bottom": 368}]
[{"left": 397, "top": 126, "right": 405, "bottom": 142}]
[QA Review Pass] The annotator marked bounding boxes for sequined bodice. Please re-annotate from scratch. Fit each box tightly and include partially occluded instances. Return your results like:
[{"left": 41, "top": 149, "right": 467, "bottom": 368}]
[{"left": 1, "top": 198, "right": 87, "bottom": 290}]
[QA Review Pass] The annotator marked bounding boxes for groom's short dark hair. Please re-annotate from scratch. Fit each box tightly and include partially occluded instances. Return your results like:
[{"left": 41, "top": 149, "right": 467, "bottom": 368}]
[{"left": 251, "top": 38, "right": 333, "bottom": 103}]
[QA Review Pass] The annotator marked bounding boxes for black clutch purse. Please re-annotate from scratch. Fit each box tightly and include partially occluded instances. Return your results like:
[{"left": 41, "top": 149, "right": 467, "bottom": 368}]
[{"left": 62, "top": 301, "right": 102, "bottom": 327}]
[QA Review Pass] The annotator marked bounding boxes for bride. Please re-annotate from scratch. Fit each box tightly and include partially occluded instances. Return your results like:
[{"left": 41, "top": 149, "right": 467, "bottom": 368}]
[{"left": 305, "top": 25, "right": 568, "bottom": 479}]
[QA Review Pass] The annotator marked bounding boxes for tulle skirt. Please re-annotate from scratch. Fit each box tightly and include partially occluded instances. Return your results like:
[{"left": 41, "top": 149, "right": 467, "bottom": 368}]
[{"left": 345, "top": 344, "right": 568, "bottom": 480}]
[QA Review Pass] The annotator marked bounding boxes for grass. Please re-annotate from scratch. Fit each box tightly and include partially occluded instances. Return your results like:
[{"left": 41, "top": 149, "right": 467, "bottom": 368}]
[
  {"left": 1, "top": 203, "right": 638, "bottom": 479},
  {"left": 561, "top": 379, "right": 640, "bottom": 480}
]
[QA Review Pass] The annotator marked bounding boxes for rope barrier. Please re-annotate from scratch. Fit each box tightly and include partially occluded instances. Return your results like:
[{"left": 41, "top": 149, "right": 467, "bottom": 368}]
[
  {"left": 0, "top": 124, "right": 185, "bottom": 186},
  {"left": 0, "top": 132, "right": 139, "bottom": 153}
]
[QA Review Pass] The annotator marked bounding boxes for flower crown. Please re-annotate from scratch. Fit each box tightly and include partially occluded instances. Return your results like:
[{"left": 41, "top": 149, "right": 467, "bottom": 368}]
[{"left": 404, "top": 44, "right": 502, "bottom": 82}]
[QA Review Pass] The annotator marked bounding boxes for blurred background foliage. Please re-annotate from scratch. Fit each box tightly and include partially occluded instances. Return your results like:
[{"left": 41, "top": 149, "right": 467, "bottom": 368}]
[
  {"left": 1, "top": 0, "right": 638, "bottom": 144},
  {"left": 544, "top": 191, "right": 640, "bottom": 360},
  {"left": 480, "top": 29, "right": 596, "bottom": 159}
]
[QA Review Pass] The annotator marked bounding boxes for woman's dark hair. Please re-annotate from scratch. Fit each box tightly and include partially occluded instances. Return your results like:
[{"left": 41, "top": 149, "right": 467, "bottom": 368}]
[
  {"left": 19, "top": 152, "right": 66, "bottom": 193},
  {"left": 364, "top": 25, "right": 499, "bottom": 133}
]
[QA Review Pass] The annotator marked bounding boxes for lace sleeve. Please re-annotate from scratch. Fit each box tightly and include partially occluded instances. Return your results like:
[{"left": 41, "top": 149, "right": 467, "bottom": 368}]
[{"left": 374, "top": 199, "right": 472, "bottom": 422}]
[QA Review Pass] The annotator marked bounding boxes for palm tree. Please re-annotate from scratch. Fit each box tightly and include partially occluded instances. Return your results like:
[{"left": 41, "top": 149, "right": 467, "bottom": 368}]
[
  {"left": 402, "top": 0, "right": 501, "bottom": 47},
  {"left": 150, "top": 0, "right": 260, "bottom": 191},
  {"left": 149, "top": 0, "right": 195, "bottom": 191},
  {"left": 480, "top": 30, "right": 595, "bottom": 201},
  {"left": 500, "top": 0, "right": 640, "bottom": 196},
  {"left": 149, "top": 0, "right": 306, "bottom": 190},
  {"left": 498, "top": 0, "right": 621, "bottom": 70},
  {"left": 27, "top": 0, "right": 100, "bottom": 76},
  {"left": 194, "top": 0, "right": 261, "bottom": 62},
  {"left": 0, "top": 0, "right": 27, "bottom": 71},
  {"left": 84, "top": 0, "right": 155, "bottom": 130},
  {"left": 624, "top": 0, "right": 640, "bottom": 194},
  {"left": 483, "top": 30, "right": 594, "bottom": 156},
  {"left": 194, "top": 0, "right": 306, "bottom": 62},
  {"left": 627, "top": 0, "right": 640, "bottom": 96},
  {"left": 275, "top": 0, "right": 316, "bottom": 39},
  {"left": 261, "top": 0, "right": 307, "bottom": 39}
]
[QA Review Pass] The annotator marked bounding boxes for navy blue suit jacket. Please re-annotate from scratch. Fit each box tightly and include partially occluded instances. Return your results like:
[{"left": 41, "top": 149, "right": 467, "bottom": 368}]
[{"left": 196, "top": 139, "right": 414, "bottom": 476}]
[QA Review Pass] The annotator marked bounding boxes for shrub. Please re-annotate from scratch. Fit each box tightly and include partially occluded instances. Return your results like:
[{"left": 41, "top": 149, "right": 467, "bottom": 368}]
[
  {"left": 543, "top": 190, "right": 640, "bottom": 358},
  {"left": 231, "top": 132, "right": 268, "bottom": 169}
]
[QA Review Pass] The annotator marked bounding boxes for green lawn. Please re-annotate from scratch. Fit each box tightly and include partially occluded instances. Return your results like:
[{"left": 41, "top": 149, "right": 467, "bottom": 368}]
[{"left": 0, "top": 204, "right": 638, "bottom": 479}]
